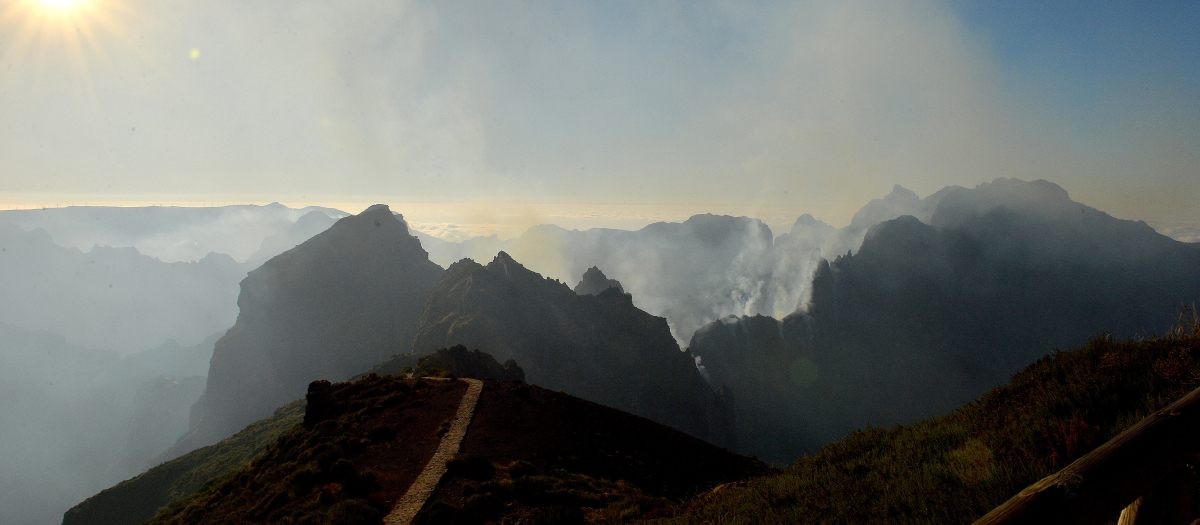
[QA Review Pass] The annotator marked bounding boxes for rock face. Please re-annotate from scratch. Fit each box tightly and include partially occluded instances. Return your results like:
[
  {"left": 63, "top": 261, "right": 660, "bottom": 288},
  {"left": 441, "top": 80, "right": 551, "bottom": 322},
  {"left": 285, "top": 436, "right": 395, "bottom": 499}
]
[
  {"left": 690, "top": 179, "right": 1200, "bottom": 463},
  {"left": 572, "top": 266, "right": 624, "bottom": 296},
  {"left": 410, "top": 252, "right": 733, "bottom": 447},
  {"left": 173, "top": 205, "right": 443, "bottom": 455},
  {"left": 688, "top": 314, "right": 817, "bottom": 464}
]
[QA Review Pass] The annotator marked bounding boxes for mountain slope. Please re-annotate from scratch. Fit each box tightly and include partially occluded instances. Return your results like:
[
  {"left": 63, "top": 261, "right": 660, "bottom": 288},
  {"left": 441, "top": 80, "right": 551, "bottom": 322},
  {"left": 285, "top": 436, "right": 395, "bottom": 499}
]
[
  {"left": 418, "top": 215, "right": 779, "bottom": 343},
  {"left": 663, "top": 326, "right": 1200, "bottom": 524},
  {"left": 63, "top": 400, "right": 305, "bottom": 525},
  {"left": 173, "top": 204, "right": 443, "bottom": 457},
  {"left": 406, "top": 252, "right": 733, "bottom": 446},
  {"left": 689, "top": 179, "right": 1200, "bottom": 463}
]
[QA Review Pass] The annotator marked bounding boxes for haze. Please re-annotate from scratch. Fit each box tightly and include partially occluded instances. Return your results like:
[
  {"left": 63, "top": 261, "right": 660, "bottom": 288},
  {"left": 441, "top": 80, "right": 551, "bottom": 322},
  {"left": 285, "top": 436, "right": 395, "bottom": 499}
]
[
  {"left": 2, "top": 0, "right": 1198, "bottom": 240},
  {"left": 2, "top": 2, "right": 1200, "bottom": 524}
]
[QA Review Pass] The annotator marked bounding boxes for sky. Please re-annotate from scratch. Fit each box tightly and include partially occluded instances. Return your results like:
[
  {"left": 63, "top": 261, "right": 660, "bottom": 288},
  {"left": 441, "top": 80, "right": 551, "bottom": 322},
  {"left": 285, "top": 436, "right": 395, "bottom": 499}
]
[{"left": 1, "top": 0, "right": 1197, "bottom": 239}]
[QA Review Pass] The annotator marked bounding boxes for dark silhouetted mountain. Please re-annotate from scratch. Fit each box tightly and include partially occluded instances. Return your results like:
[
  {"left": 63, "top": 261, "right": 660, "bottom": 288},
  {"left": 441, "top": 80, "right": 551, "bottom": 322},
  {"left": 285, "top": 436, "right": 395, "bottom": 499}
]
[
  {"left": 419, "top": 215, "right": 779, "bottom": 343},
  {"left": 687, "top": 313, "right": 819, "bottom": 464},
  {"left": 573, "top": 265, "right": 624, "bottom": 295},
  {"left": 408, "top": 252, "right": 734, "bottom": 446},
  {"left": 690, "top": 179, "right": 1200, "bottom": 463},
  {"left": 172, "top": 204, "right": 443, "bottom": 458}
]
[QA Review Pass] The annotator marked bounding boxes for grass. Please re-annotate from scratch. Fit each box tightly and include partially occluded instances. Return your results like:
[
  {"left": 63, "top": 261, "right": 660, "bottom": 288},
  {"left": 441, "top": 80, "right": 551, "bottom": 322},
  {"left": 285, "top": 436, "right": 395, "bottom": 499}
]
[
  {"left": 424, "top": 460, "right": 678, "bottom": 525},
  {"left": 144, "top": 374, "right": 428, "bottom": 525},
  {"left": 63, "top": 399, "right": 306, "bottom": 525},
  {"left": 651, "top": 322, "right": 1200, "bottom": 524}
]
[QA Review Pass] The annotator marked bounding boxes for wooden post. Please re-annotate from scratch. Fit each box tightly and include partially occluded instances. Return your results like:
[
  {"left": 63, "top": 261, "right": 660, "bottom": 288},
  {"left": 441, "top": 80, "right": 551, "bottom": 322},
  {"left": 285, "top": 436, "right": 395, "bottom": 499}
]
[
  {"left": 1117, "top": 497, "right": 1143, "bottom": 525},
  {"left": 971, "top": 386, "right": 1200, "bottom": 525},
  {"left": 1116, "top": 465, "right": 1197, "bottom": 525}
]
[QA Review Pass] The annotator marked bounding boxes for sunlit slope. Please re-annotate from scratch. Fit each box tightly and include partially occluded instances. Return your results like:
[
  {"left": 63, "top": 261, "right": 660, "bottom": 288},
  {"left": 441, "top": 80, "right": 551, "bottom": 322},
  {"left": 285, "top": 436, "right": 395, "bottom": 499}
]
[{"left": 657, "top": 324, "right": 1200, "bottom": 524}]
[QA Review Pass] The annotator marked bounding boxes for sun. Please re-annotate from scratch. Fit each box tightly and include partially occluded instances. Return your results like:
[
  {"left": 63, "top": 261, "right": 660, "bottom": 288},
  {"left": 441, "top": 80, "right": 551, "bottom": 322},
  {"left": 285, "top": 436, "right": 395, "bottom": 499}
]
[{"left": 0, "top": 0, "right": 136, "bottom": 95}]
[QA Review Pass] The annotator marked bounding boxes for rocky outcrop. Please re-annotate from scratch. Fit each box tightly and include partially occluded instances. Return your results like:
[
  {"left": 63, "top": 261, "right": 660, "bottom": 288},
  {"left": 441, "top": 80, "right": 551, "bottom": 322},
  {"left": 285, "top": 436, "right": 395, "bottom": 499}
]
[
  {"left": 573, "top": 266, "right": 624, "bottom": 296},
  {"left": 410, "top": 252, "right": 733, "bottom": 447},
  {"left": 411, "top": 345, "right": 525, "bottom": 382},
  {"left": 169, "top": 205, "right": 443, "bottom": 457}
]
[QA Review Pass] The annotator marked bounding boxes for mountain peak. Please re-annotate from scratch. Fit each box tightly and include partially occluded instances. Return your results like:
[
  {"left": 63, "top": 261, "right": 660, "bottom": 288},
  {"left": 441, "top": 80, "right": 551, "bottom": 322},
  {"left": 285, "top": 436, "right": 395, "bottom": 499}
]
[
  {"left": 485, "top": 251, "right": 538, "bottom": 280},
  {"left": 574, "top": 266, "right": 624, "bottom": 296},
  {"left": 362, "top": 203, "right": 392, "bottom": 215},
  {"left": 850, "top": 185, "right": 925, "bottom": 230},
  {"left": 174, "top": 204, "right": 444, "bottom": 457}
]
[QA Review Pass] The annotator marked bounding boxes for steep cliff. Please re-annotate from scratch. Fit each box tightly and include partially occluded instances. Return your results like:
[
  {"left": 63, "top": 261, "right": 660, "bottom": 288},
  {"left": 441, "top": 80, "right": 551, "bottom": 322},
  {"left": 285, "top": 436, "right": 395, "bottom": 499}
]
[{"left": 170, "top": 205, "right": 442, "bottom": 457}]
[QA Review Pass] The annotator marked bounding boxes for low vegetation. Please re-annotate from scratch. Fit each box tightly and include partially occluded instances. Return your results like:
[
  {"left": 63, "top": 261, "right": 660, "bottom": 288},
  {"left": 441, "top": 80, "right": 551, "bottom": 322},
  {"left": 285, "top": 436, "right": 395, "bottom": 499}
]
[
  {"left": 145, "top": 375, "right": 465, "bottom": 525},
  {"left": 652, "top": 314, "right": 1200, "bottom": 524},
  {"left": 423, "top": 459, "right": 678, "bottom": 525},
  {"left": 63, "top": 400, "right": 305, "bottom": 525}
]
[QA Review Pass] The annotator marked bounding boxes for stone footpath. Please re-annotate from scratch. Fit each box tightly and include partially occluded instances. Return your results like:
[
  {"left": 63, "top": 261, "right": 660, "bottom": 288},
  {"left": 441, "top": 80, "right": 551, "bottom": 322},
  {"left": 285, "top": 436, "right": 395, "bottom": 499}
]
[{"left": 383, "top": 378, "right": 483, "bottom": 525}]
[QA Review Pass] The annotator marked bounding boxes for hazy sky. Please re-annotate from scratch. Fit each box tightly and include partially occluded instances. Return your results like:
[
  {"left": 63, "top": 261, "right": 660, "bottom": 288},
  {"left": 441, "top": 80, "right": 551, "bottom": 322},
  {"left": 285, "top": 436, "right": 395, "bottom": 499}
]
[{"left": 2, "top": 0, "right": 1197, "bottom": 235}]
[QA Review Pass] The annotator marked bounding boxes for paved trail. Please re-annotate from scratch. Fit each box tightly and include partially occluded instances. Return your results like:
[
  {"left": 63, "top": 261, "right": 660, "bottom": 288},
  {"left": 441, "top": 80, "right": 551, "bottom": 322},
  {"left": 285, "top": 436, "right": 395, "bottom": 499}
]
[{"left": 383, "top": 378, "right": 483, "bottom": 525}]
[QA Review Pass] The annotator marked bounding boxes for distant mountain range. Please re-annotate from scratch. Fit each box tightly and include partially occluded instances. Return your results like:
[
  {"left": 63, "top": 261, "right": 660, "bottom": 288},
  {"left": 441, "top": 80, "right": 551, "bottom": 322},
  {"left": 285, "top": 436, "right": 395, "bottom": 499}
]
[
  {"left": 0, "top": 203, "right": 346, "bottom": 263},
  {"left": 5, "top": 179, "right": 1199, "bottom": 523}
]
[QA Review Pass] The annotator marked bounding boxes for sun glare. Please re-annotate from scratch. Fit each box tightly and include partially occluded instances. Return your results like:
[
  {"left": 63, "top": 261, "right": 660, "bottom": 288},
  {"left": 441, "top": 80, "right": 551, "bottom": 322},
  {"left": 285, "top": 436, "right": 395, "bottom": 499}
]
[
  {"left": 37, "top": 0, "right": 86, "bottom": 9},
  {"left": 0, "top": 0, "right": 135, "bottom": 94}
]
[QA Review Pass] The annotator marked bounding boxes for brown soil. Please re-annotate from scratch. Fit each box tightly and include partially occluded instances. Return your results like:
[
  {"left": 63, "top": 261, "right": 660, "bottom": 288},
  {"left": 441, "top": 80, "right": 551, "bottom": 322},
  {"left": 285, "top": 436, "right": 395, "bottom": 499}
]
[
  {"left": 357, "top": 378, "right": 468, "bottom": 508},
  {"left": 423, "top": 379, "right": 772, "bottom": 515}
]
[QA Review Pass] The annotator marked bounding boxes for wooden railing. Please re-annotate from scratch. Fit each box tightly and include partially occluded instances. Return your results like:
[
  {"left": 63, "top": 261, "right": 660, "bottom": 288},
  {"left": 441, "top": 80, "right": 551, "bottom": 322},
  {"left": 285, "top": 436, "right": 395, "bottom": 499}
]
[{"left": 971, "top": 386, "right": 1200, "bottom": 525}]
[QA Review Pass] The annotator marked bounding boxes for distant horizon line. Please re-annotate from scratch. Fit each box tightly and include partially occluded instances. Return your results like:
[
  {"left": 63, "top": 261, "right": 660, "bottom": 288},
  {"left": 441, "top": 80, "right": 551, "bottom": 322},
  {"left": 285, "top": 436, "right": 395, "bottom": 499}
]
[{"left": 2, "top": 197, "right": 1198, "bottom": 244}]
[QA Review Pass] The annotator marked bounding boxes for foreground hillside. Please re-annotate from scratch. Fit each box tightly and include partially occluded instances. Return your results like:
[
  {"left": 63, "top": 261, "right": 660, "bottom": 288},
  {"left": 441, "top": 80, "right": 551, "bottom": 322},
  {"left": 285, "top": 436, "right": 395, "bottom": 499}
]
[
  {"left": 656, "top": 319, "right": 1200, "bottom": 524},
  {"left": 64, "top": 400, "right": 306, "bottom": 525},
  {"left": 131, "top": 373, "right": 765, "bottom": 525}
]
